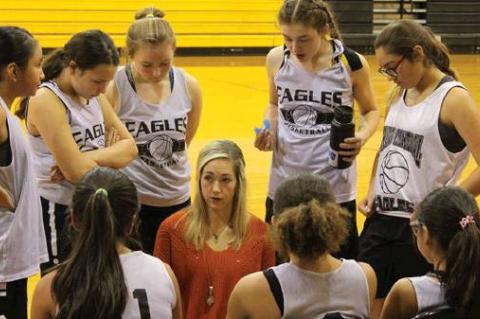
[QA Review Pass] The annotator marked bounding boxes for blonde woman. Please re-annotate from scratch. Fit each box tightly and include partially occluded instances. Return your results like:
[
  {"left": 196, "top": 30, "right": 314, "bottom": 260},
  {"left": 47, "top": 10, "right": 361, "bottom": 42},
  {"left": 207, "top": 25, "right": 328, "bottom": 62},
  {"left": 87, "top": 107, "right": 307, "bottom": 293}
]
[{"left": 154, "top": 140, "right": 275, "bottom": 319}]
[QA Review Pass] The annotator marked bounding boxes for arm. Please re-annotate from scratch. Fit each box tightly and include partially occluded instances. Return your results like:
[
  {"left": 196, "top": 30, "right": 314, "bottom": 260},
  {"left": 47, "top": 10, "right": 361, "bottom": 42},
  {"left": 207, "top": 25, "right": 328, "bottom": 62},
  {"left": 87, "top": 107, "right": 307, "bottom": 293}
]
[
  {"left": 442, "top": 87, "right": 480, "bottom": 196},
  {"left": 359, "top": 262, "right": 378, "bottom": 319},
  {"left": 165, "top": 263, "right": 183, "bottom": 319},
  {"left": 358, "top": 151, "right": 380, "bottom": 217},
  {"left": 31, "top": 272, "right": 56, "bottom": 319},
  {"left": 83, "top": 94, "right": 137, "bottom": 168},
  {"left": 105, "top": 80, "right": 120, "bottom": 113},
  {"left": 380, "top": 278, "right": 418, "bottom": 319},
  {"left": 153, "top": 218, "right": 172, "bottom": 264},
  {"left": 28, "top": 89, "right": 98, "bottom": 182},
  {"left": 226, "top": 273, "right": 281, "bottom": 319},
  {"left": 339, "top": 53, "right": 380, "bottom": 162},
  {"left": 254, "top": 47, "right": 283, "bottom": 151},
  {"left": 185, "top": 73, "right": 202, "bottom": 146}
]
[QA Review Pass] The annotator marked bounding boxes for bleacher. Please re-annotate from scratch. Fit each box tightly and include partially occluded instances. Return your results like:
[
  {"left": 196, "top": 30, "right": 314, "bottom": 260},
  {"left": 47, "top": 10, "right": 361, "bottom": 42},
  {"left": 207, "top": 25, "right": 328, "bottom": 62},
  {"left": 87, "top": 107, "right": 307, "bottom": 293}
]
[
  {"left": 427, "top": 0, "right": 480, "bottom": 53},
  {"left": 1, "top": 0, "right": 479, "bottom": 54},
  {"left": 0, "top": 0, "right": 284, "bottom": 49}
]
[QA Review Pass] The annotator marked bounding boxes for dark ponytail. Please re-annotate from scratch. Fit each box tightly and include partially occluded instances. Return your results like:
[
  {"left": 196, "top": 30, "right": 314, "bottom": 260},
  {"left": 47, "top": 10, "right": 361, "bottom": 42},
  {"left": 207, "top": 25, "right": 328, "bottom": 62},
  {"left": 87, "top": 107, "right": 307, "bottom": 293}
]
[
  {"left": 52, "top": 167, "right": 139, "bottom": 319},
  {"left": 417, "top": 187, "right": 480, "bottom": 317},
  {"left": 278, "top": 0, "right": 342, "bottom": 41},
  {"left": 375, "top": 20, "right": 457, "bottom": 79},
  {"left": 42, "top": 29, "right": 119, "bottom": 82},
  {"left": 16, "top": 29, "right": 119, "bottom": 119}
]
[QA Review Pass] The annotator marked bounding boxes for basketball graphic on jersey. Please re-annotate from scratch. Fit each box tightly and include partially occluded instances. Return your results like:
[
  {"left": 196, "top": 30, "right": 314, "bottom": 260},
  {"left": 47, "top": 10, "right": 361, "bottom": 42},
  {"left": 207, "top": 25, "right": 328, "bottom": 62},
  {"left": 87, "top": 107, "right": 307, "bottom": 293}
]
[
  {"left": 379, "top": 151, "right": 409, "bottom": 194},
  {"left": 282, "top": 105, "right": 334, "bottom": 130},
  {"left": 292, "top": 105, "right": 318, "bottom": 127},
  {"left": 137, "top": 135, "right": 186, "bottom": 169},
  {"left": 149, "top": 135, "right": 173, "bottom": 161}
]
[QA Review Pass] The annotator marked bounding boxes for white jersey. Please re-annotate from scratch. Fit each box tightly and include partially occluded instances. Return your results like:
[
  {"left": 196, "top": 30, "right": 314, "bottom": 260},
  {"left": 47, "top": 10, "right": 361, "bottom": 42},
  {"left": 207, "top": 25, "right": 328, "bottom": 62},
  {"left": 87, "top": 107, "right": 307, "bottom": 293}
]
[
  {"left": 270, "top": 260, "right": 370, "bottom": 318},
  {"left": 373, "top": 80, "right": 469, "bottom": 218},
  {"left": 121, "top": 251, "right": 176, "bottom": 319},
  {"left": 0, "top": 97, "right": 48, "bottom": 282},
  {"left": 408, "top": 275, "right": 446, "bottom": 313},
  {"left": 114, "top": 66, "right": 191, "bottom": 207},
  {"left": 269, "top": 40, "right": 356, "bottom": 203},
  {"left": 28, "top": 81, "right": 106, "bottom": 205}
]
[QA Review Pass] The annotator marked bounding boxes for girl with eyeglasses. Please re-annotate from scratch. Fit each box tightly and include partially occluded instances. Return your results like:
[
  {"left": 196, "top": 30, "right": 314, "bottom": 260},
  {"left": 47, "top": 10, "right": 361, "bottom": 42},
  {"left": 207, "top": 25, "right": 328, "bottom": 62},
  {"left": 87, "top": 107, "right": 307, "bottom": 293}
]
[
  {"left": 254, "top": 0, "right": 380, "bottom": 260},
  {"left": 358, "top": 19, "right": 480, "bottom": 317},
  {"left": 380, "top": 186, "right": 480, "bottom": 319}
]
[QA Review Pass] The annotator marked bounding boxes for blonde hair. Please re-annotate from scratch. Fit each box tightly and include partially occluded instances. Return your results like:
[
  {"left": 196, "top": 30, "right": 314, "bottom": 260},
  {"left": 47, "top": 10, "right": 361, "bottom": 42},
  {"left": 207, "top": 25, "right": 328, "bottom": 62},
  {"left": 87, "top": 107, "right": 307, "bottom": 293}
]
[
  {"left": 126, "top": 6, "right": 176, "bottom": 57},
  {"left": 184, "top": 140, "right": 249, "bottom": 250}
]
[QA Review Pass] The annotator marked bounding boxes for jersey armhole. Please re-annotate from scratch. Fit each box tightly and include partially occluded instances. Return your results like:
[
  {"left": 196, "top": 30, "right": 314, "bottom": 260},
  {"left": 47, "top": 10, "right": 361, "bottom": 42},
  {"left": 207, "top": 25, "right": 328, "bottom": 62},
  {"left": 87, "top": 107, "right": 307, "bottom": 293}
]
[
  {"left": 263, "top": 268, "right": 284, "bottom": 316},
  {"left": 341, "top": 47, "right": 363, "bottom": 72}
]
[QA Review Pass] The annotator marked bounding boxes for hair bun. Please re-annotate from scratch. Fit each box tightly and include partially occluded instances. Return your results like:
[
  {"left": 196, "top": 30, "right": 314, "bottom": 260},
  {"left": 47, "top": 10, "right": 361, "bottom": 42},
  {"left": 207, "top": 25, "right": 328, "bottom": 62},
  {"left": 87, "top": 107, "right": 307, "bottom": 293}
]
[{"left": 134, "top": 7, "right": 165, "bottom": 20}]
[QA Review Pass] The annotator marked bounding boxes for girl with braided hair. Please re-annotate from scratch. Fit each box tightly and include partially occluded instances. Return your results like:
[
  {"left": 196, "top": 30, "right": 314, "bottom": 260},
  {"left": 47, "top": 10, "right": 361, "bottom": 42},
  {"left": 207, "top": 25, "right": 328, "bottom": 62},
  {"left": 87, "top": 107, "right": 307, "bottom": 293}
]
[{"left": 255, "top": 0, "right": 380, "bottom": 259}]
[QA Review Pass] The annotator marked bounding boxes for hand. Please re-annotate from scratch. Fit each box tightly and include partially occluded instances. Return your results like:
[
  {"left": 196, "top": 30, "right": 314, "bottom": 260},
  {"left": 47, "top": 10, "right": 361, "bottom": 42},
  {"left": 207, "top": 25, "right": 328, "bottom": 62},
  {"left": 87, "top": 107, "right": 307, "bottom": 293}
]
[
  {"left": 338, "top": 135, "right": 364, "bottom": 162},
  {"left": 254, "top": 129, "right": 275, "bottom": 151},
  {"left": 359, "top": 192, "right": 375, "bottom": 218},
  {"left": 0, "top": 186, "right": 14, "bottom": 211},
  {"left": 49, "top": 165, "right": 65, "bottom": 182},
  {"left": 254, "top": 119, "right": 274, "bottom": 151},
  {"left": 106, "top": 127, "right": 120, "bottom": 147}
]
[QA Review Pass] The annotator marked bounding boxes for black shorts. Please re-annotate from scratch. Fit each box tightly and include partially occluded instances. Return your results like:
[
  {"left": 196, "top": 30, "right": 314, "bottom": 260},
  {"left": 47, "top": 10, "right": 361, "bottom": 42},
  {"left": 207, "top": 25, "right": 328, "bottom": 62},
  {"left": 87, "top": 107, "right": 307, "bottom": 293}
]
[
  {"left": 266, "top": 197, "right": 359, "bottom": 259},
  {"left": 0, "top": 278, "right": 28, "bottom": 319},
  {"left": 358, "top": 213, "right": 432, "bottom": 298},
  {"left": 40, "top": 197, "right": 70, "bottom": 275},
  {"left": 139, "top": 199, "right": 190, "bottom": 255}
]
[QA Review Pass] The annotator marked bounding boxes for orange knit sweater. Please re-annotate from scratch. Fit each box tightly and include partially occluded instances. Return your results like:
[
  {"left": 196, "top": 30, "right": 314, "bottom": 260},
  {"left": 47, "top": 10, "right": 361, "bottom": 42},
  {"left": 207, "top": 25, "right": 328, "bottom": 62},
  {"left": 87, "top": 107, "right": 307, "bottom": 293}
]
[{"left": 153, "top": 210, "right": 275, "bottom": 319}]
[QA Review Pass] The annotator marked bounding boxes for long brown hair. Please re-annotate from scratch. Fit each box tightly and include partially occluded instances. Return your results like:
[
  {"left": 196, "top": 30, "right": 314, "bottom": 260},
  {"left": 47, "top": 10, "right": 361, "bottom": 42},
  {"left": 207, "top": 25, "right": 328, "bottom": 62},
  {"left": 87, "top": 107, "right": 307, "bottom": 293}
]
[
  {"left": 417, "top": 187, "right": 480, "bottom": 317},
  {"left": 278, "top": 0, "right": 342, "bottom": 40},
  {"left": 52, "top": 167, "right": 140, "bottom": 319},
  {"left": 375, "top": 20, "right": 457, "bottom": 79}
]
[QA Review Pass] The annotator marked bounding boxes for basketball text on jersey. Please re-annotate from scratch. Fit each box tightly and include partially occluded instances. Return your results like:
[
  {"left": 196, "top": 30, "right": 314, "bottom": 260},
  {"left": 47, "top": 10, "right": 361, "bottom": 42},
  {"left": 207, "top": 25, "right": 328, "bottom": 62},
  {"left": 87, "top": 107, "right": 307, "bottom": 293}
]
[
  {"left": 375, "top": 195, "right": 415, "bottom": 214},
  {"left": 380, "top": 126, "right": 424, "bottom": 168},
  {"left": 72, "top": 123, "right": 105, "bottom": 151},
  {"left": 125, "top": 117, "right": 187, "bottom": 138},
  {"left": 125, "top": 117, "right": 187, "bottom": 170},
  {"left": 277, "top": 86, "right": 343, "bottom": 107}
]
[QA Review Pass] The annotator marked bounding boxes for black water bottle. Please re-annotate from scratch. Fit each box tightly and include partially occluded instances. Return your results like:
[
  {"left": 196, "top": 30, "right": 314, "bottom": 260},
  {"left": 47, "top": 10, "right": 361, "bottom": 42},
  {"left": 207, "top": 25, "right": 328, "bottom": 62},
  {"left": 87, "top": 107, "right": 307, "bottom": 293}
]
[{"left": 329, "top": 105, "right": 355, "bottom": 169}]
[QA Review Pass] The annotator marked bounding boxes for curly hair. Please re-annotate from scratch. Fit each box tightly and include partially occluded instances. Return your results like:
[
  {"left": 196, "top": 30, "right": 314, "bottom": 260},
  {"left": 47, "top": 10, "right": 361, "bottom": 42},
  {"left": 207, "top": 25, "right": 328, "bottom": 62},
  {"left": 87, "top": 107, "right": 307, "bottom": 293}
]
[{"left": 271, "top": 199, "right": 349, "bottom": 259}]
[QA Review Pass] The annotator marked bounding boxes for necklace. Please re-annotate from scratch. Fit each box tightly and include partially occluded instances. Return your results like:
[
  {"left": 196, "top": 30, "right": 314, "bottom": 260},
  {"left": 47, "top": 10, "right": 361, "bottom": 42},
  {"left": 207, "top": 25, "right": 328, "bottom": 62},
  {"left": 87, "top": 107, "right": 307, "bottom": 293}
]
[
  {"left": 203, "top": 249, "right": 216, "bottom": 307},
  {"left": 211, "top": 224, "right": 229, "bottom": 243}
]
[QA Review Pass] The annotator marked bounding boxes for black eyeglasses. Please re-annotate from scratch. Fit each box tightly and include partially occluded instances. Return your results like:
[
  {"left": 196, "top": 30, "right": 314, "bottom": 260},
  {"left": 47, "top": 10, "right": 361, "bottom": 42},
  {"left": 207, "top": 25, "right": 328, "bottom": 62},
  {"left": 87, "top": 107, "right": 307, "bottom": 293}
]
[
  {"left": 378, "top": 56, "right": 406, "bottom": 78},
  {"left": 409, "top": 219, "right": 423, "bottom": 237}
]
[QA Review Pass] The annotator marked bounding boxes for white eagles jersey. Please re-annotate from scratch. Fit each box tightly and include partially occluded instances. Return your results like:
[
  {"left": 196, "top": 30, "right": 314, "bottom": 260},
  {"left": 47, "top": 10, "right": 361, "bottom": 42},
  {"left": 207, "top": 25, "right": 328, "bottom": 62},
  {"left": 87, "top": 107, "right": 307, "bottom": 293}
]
[
  {"left": 114, "top": 66, "right": 191, "bottom": 207},
  {"left": 28, "top": 81, "right": 106, "bottom": 205},
  {"left": 269, "top": 39, "right": 357, "bottom": 203}
]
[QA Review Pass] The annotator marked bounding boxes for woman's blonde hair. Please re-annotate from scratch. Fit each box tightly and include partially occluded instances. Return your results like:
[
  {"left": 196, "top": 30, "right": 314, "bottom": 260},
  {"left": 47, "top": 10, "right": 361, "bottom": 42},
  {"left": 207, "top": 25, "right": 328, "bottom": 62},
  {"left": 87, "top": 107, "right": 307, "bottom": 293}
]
[
  {"left": 184, "top": 140, "right": 249, "bottom": 250},
  {"left": 126, "top": 6, "right": 176, "bottom": 57}
]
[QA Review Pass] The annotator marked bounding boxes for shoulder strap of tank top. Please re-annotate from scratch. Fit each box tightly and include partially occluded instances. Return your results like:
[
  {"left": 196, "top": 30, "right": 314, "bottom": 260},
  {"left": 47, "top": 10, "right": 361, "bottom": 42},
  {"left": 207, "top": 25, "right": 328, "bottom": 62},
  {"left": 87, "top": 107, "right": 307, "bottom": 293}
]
[
  {"left": 40, "top": 82, "right": 72, "bottom": 124},
  {"left": 279, "top": 45, "right": 290, "bottom": 70},
  {"left": 340, "top": 46, "right": 363, "bottom": 71},
  {"left": 263, "top": 268, "right": 284, "bottom": 316},
  {"left": 125, "top": 64, "right": 137, "bottom": 92}
]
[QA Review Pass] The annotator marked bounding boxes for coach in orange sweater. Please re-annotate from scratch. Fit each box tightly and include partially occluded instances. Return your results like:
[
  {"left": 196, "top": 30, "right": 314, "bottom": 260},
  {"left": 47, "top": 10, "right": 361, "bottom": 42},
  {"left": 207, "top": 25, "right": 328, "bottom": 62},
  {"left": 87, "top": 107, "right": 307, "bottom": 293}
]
[{"left": 154, "top": 140, "right": 275, "bottom": 319}]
